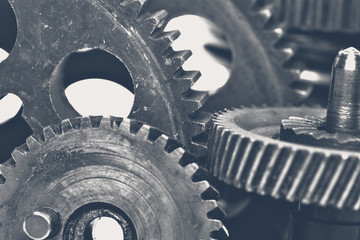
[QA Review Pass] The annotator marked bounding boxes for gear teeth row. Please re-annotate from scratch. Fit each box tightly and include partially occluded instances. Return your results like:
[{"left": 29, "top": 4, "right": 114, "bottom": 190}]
[
  {"left": 0, "top": 116, "right": 227, "bottom": 238},
  {"left": 208, "top": 109, "right": 360, "bottom": 211},
  {"left": 245, "top": 0, "right": 310, "bottom": 98},
  {"left": 276, "top": 0, "right": 360, "bottom": 32}
]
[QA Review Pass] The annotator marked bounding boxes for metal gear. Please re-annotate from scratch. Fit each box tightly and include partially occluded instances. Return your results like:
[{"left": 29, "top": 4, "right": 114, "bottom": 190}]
[
  {"left": 0, "top": 116, "right": 227, "bottom": 239},
  {"left": 147, "top": 0, "right": 312, "bottom": 112},
  {"left": 0, "top": 0, "right": 208, "bottom": 156},
  {"left": 273, "top": 0, "right": 360, "bottom": 33},
  {"left": 207, "top": 107, "right": 360, "bottom": 210}
]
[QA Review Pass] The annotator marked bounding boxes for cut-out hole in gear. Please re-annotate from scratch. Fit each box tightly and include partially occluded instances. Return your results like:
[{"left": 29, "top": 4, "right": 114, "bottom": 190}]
[
  {"left": 0, "top": 0, "right": 17, "bottom": 63},
  {"left": 0, "top": 94, "right": 32, "bottom": 163},
  {"left": 88, "top": 217, "right": 125, "bottom": 240},
  {"left": 165, "top": 15, "right": 232, "bottom": 94},
  {"left": 51, "top": 49, "right": 134, "bottom": 119}
]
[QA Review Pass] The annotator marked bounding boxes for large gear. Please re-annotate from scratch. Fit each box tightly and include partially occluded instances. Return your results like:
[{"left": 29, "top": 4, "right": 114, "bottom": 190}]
[
  {"left": 0, "top": 0, "right": 208, "bottom": 156},
  {"left": 0, "top": 116, "right": 227, "bottom": 239},
  {"left": 207, "top": 107, "right": 360, "bottom": 210},
  {"left": 147, "top": 0, "right": 311, "bottom": 112}
]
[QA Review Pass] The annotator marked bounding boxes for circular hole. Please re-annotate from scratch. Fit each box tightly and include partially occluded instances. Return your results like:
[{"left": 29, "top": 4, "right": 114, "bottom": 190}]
[
  {"left": 51, "top": 49, "right": 134, "bottom": 119},
  {"left": 0, "top": 0, "right": 17, "bottom": 63},
  {"left": 89, "top": 217, "right": 124, "bottom": 240},
  {"left": 0, "top": 94, "right": 32, "bottom": 163},
  {"left": 165, "top": 15, "right": 232, "bottom": 93}
]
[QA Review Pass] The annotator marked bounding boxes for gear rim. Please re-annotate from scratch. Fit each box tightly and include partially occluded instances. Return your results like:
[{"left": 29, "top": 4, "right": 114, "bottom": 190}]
[
  {"left": 0, "top": 0, "right": 208, "bottom": 156},
  {"left": 208, "top": 107, "right": 360, "bottom": 210},
  {"left": 0, "top": 116, "right": 227, "bottom": 239}
]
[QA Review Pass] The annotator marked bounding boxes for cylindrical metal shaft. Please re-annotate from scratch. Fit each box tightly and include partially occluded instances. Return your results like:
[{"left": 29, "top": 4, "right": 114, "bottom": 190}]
[{"left": 326, "top": 47, "right": 360, "bottom": 134}]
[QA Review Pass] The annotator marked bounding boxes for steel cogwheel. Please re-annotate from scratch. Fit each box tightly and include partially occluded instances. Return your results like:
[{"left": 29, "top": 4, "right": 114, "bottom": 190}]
[
  {"left": 273, "top": 0, "right": 360, "bottom": 32},
  {"left": 0, "top": 116, "right": 227, "bottom": 239},
  {"left": 147, "top": 0, "right": 311, "bottom": 112},
  {"left": 208, "top": 107, "right": 360, "bottom": 211},
  {"left": 0, "top": 0, "right": 209, "bottom": 156}
]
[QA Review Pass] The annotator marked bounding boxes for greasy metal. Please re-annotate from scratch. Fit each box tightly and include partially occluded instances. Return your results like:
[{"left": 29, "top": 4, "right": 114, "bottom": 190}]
[
  {"left": 0, "top": 116, "right": 227, "bottom": 239},
  {"left": 281, "top": 47, "right": 360, "bottom": 150},
  {"left": 23, "top": 207, "right": 61, "bottom": 240},
  {"left": 0, "top": 0, "right": 209, "bottom": 156},
  {"left": 148, "top": 0, "right": 311, "bottom": 112},
  {"left": 327, "top": 47, "right": 360, "bottom": 133}
]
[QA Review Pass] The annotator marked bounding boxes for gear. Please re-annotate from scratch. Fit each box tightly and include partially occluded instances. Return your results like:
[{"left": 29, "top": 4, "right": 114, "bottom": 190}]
[
  {"left": 207, "top": 107, "right": 360, "bottom": 210},
  {"left": 0, "top": 0, "right": 208, "bottom": 156},
  {"left": 273, "top": 0, "right": 360, "bottom": 33},
  {"left": 0, "top": 116, "right": 227, "bottom": 239},
  {"left": 147, "top": 0, "right": 311, "bottom": 113}
]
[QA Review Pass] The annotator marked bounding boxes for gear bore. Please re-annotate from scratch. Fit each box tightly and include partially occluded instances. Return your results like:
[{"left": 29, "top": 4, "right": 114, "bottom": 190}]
[{"left": 0, "top": 116, "right": 226, "bottom": 239}]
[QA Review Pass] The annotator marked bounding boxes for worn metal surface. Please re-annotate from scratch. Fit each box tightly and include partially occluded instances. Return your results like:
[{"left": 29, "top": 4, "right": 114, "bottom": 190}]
[
  {"left": 207, "top": 107, "right": 360, "bottom": 209},
  {"left": 0, "top": 0, "right": 209, "bottom": 156},
  {"left": 148, "top": 0, "right": 311, "bottom": 112},
  {"left": 0, "top": 116, "right": 227, "bottom": 239}
]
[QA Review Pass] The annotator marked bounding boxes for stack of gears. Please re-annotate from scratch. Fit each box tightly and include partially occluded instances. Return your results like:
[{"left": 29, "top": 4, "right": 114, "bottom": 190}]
[{"left": 0, "top": 0, "right": 359, "bottom": 239}]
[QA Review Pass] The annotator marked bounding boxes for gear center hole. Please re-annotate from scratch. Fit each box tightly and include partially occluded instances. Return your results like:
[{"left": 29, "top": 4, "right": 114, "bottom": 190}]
[
  {"left": 165, "top": 15, "right": 232, "bottom": 94},
  {"left": 86, "top": 217, "right": 124, "bottom": 240},
  {"left": 0, "top": 0, "right": 17, "bottom": 63},
  {"left": 51, "top": 48, "right": 135, "bottom": 119}
]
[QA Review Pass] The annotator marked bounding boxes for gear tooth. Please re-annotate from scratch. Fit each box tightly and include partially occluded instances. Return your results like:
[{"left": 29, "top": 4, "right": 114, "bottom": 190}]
[
  {"left": 134, "top": 124, "right": 151, "bottom": 139},
  {"left": 26, "top": 136, "right": 41, "bottom": 151},
  {"left": 172, "top": 69, "right": 201, "bottom": 92},
  {"left": 121, "top": 0, "right": 149, "bottom": 18},
  {"left": 43, "top": 126, "right": 57, "bottom": 141},
  {"left": 11, "top": 148, "right": 26, "bottom": 161},
  {"left": 153, "top": 133, "right": 170, "bottom": 149},
  {"left": 141, "top": 10, "right": 168, "bottom": 35},
  {"left": 80, "top": 116, "right": 92, "bottom": 129},
  {"left": 118, "top": 118, "right": 131, "bottom": 131},
  {"left": 164, "top": 49, "right": 192, "bottom": 69},
  {"left": 181, "top": 89, "right": 208, "bottom": 110},
  {"left": 107, "top": 116, "right": 123, "bottom": 129},
  {"left": 61, "top": 119, "right": 74, "bottom": 133},
  {"left": 152, "top": 30, "right": 180, "bottom": 49}
]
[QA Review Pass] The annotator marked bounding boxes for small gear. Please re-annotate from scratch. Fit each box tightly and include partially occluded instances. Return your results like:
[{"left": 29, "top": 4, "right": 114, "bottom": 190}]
[
  {"left": 273, "top": 0, "right": 360, "bottom": 32},
  {"left": 147, "top": 0, "right": 311, "bottom": 112},
  {"left": 207, "top": 107, "right": 360, "bottom": 210},
  {"left": 0, "top": 0, "right": 208, "bottom": 156},
  {"left": 208, "top": 47, "right": 360, "bottom": 211},
  {"left": 0, "top": 116, "right": 227, "bottom": 239}
]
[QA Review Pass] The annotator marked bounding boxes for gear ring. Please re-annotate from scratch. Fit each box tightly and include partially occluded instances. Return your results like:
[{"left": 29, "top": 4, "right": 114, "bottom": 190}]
[
  {"left": 208, "top": 107, "right": 360, "bottom": 210},
  {"left": 0, "top": 0, "right": 208, "bottom": 156},
  {"left": 0, "top": 116, "right": 227, "bottom": 239},
  {"left": 147, "top": 0, "right": 311, "bottom": 112}
]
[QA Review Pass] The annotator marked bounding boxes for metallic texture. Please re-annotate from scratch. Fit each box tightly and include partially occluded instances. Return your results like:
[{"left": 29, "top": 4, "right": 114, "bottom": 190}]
[
  {"left": 0, "top": 0, "right": 208, "bottom": 156},
  {"left": 274, "top": 0, "right": 360, "bottom": 32},
  {"left": 0, "top": 116, "right": 227, "bottom": 239},
  {"left": 147, "top": 0, "right": 311, "bottom": 112},
  {"left": 207, "top": 107, "right": 360, "bottom": 210},
  {"left": 281, "top": 47, "right": 360, "bottom": 150},
  {"left": 327, "top": 47, "right": 360, "bottom": 133}
]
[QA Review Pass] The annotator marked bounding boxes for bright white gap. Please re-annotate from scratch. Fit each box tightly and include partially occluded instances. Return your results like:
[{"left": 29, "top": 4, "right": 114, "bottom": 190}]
[
  {"left": 91, "top": 217, "right": 124, "bottom": 240},
  {"left": 0, "top": 93, "right": 22, "bottom": 125},
  {"left": 165, "top": 15, "right": 230, "bottom": 93},
  {"left": 65, "top": 79, "right": 134, "bottom": 118},
  {"left": 0, "top": 48, "right": 9, "bottom": 63}
]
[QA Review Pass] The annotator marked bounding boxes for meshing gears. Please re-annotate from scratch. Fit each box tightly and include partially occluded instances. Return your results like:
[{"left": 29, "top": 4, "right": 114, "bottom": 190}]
[
  {"left": 0, "top": 0, "right": 208, "bottom": 156},
  {"left": 208, "top": 47, "right": 360, "bottom": 211},
  {"left": 147, "top": 0, "right": 311, "bottom": 112},
  {"left": 0, "top": 116, "right": 227, "bottom": 239}
]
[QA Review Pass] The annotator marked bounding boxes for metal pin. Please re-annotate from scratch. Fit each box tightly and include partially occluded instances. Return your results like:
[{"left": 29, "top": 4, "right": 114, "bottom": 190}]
[
  {"left": 23, "top": 207, "right": 61, "bottom": 240},
  {"left": 326, "top": 47, "right": 360, "bottom": 134}
]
